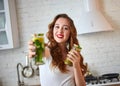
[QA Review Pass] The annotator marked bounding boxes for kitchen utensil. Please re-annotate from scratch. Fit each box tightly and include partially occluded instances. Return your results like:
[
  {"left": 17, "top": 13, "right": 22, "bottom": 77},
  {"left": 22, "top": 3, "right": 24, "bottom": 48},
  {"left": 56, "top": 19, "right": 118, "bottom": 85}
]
[{"left": 22, "top": 56, "right": 34, "bottom": 78}]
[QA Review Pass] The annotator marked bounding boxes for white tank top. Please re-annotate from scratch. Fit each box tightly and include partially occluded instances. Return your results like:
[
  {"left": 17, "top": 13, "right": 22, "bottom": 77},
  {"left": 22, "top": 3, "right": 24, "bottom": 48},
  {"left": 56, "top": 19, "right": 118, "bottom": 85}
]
[{"left": 39, "top": 57, "right": 76, "bottom": 86}]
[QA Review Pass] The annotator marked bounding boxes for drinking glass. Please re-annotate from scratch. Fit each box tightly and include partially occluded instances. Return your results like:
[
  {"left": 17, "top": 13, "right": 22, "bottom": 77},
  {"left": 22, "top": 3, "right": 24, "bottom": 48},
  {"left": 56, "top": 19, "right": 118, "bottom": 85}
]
[
  {"left": 64, "top": 44, "right": 82, "bottom": 66},
  {"left": 32, "top": 33, "right": 45, "bottom": 65}
]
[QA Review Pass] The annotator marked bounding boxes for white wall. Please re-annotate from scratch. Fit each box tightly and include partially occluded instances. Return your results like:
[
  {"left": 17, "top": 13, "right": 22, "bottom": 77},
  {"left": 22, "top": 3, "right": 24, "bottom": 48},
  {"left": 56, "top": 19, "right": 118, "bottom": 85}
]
[{"left": 0, "top": 0, "right": 120, "bottom": 86}]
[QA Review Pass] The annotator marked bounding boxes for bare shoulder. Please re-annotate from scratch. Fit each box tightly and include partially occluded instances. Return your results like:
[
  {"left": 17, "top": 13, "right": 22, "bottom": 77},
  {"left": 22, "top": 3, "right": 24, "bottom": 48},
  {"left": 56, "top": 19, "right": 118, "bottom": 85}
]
[{"left": 44, "top": 46, "right": 51, "bottom": 58}]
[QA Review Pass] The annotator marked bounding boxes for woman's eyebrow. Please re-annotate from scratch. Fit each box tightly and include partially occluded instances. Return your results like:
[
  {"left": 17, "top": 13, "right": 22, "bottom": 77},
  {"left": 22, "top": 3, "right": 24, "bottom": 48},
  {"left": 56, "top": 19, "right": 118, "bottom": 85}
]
[
  {"left": 54, "top": 24, "right": 70, "bottom": 28},
  {"left": 54, "top": 24, "right": 59, "bottom": 25}
]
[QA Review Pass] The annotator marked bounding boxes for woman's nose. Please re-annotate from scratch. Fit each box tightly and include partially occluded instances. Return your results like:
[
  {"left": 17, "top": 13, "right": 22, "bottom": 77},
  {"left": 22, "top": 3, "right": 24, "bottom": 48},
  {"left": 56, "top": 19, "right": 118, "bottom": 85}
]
[{"left": 58, "top": 27, "right": 63, "bottom": 32}]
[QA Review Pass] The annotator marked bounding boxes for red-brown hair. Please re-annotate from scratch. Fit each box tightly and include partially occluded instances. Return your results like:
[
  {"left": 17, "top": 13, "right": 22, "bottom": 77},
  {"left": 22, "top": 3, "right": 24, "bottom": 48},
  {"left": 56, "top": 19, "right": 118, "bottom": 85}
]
[{"left": 46, "top": 14, "right": 86, "bottom": 74}]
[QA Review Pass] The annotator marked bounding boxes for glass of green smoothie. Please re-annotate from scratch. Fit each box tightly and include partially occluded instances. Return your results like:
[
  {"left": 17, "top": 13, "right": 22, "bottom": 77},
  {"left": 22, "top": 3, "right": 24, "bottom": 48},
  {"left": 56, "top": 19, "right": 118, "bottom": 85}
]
[{"left": 32, "top": 33, "right": 45, "bottom": 65}]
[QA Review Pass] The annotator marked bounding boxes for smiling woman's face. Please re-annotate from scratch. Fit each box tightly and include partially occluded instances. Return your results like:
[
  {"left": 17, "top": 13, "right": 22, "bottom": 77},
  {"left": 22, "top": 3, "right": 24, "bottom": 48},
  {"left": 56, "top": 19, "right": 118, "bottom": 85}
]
[{"left": 53, "top": 17, "right": 71, "bottom": 44}]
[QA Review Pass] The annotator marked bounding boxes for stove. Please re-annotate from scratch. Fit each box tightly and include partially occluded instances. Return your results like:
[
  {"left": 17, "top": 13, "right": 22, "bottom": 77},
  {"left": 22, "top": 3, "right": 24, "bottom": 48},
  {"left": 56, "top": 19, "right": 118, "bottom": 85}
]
[{"left": 85, "top": 73, "right": 120, "bottom": 86}]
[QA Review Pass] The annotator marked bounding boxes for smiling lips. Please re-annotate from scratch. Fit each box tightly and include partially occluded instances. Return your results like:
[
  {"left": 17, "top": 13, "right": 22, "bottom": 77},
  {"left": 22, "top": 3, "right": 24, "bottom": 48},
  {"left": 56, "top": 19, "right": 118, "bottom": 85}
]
[{"left": 57, "top": 34, "right": 64, "bottom": 38}]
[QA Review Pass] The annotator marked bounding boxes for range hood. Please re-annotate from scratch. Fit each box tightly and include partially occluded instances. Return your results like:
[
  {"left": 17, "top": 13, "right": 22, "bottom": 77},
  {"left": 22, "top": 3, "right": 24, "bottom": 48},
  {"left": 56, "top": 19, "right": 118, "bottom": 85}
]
[{"left": 77, "top": 0, "right": 113, "bottom": 34}]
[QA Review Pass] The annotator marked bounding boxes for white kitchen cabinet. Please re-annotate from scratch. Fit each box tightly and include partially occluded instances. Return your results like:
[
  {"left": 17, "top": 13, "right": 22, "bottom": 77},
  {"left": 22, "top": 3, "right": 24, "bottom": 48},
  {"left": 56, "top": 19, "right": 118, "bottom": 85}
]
[{"left": 0, "top": 0, "right": 19, "bottom": 50}]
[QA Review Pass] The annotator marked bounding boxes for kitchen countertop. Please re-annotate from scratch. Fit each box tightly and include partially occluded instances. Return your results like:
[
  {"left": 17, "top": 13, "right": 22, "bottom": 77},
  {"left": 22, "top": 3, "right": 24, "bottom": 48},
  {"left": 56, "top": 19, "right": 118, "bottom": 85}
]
[
  {"left": 87, "top": 81, "right": 120, "bottom": 86},
  {"left": 23, "top": 85, "right": 41, "bottom": 86}
]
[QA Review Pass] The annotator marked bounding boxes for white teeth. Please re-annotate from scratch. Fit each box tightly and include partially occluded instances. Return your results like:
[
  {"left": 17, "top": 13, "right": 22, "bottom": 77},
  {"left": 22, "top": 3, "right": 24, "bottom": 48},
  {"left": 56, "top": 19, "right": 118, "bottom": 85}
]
[
  {"left": 57, "top": 34, "right": 63, "bottom": 38},
  {"left": 58, "top": 35, "right": 62, "bottom": 37}
]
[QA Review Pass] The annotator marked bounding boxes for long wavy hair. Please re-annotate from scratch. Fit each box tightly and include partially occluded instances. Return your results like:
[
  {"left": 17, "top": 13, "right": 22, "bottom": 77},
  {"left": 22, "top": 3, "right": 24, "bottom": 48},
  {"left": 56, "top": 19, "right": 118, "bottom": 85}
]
[{"left": 46, "top": 14, "right": 86, "bottom": 75}]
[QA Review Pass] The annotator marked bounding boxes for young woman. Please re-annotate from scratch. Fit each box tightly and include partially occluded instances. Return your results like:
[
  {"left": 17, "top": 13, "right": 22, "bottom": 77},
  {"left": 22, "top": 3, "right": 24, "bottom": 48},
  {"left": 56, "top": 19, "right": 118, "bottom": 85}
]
[{"left": 28, "top": 14, "right": 87, "bottom": 86}]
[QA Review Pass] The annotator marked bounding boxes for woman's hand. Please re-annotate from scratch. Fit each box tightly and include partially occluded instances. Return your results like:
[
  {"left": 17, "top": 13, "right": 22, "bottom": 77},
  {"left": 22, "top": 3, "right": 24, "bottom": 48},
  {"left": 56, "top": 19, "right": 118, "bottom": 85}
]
[
  {"left": 67, "top": 50, "right": 86, "bottom": 86},
  {"left": 28, "top": 40, "right": 36, "bottom": 58},
  {"left": 67, "top": 49, "right": 81, "bottom": 68}
]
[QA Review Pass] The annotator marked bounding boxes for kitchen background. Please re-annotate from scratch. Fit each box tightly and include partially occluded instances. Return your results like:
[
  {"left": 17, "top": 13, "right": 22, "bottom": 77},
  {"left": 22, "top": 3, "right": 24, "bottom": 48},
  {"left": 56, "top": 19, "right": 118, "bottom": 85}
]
[{"left": 0, "top": 0, "right": 120, "bottom": 86}]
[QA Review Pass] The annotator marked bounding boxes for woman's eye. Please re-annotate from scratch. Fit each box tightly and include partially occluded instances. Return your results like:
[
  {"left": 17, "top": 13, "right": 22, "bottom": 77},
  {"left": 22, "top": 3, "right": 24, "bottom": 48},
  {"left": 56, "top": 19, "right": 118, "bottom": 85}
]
[
  {"left": 54, "top": 26, "right": 59, "bottom": 29},
  {"left": 64, "top": 27, "right": 69, "bottom": 30}
]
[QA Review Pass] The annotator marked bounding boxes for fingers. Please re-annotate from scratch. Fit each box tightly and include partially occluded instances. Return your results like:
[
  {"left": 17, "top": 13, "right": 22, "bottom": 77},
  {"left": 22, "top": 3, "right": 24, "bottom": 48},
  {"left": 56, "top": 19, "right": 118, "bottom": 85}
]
[
  {"left": 28, "top": 51, "right": 36, "bottom": 58},
  {"left": 67, "top": 50, "right": 81, "bottom": 63},
  {"left": 28, "top": 40, "right": 33, "bottom": 45},
  {"left": 28, "top": 40, "right": 36, "bottom": 58},
  {"left": 68, "top": 49, "right": 80, "bottom": 58}
]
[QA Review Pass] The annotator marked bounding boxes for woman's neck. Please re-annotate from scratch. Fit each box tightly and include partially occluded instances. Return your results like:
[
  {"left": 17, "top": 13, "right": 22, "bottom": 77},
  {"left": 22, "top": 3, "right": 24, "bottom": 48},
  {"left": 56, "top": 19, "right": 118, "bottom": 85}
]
[{"left": 58, "top": 43, "right": 68, "bottom": 59}]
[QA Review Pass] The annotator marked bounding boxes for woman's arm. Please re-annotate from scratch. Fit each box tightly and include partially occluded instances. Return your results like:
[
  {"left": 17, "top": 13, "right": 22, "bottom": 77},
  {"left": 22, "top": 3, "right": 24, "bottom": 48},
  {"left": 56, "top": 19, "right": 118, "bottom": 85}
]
[
  {"left": 44, "top": 46, "right": 51, "bottom": 58},
  {"left": 67, "top": 50, "right": 86, "bottom": 86},
  {"left": 73, "top": 61, "right": 86, "bottom": 86}
]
